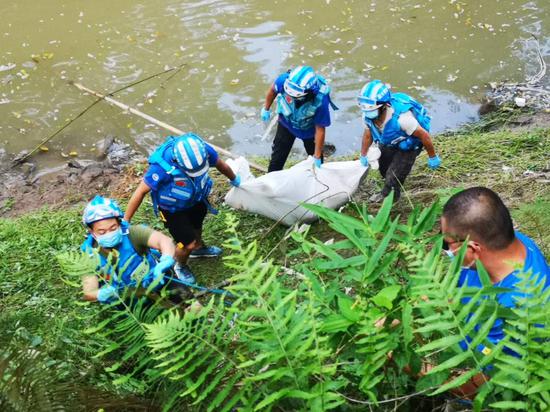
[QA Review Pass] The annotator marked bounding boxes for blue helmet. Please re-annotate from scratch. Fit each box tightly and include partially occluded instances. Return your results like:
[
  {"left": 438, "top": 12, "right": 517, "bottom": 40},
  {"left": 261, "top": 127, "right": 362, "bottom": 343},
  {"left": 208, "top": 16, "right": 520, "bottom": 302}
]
[
  {"left": 82, "top": 195, "right": 123, "bottom": 226},
  {"left": 358, "top": 80, "right": 391, "bottom": 112},
  {"left": 172, "top": 133, "right": 209, "bottom": 177},
  {"left": 284, "top": 66, "right": 319, "bottom": 98}
]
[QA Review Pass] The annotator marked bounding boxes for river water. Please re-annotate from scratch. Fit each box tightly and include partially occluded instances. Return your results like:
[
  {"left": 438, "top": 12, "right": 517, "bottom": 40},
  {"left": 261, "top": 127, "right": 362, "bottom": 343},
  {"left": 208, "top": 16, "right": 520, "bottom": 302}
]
[{"left": 1, "top": 0, "right": 548, "bottom": 170}]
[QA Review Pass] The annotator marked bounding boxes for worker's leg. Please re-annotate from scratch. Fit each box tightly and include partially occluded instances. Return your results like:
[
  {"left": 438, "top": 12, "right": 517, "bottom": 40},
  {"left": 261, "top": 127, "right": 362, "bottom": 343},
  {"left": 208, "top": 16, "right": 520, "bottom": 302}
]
[
  {"left": 380, "top": 148, "right": 421, "bottom": 200},
  {"left": 268, "top": 124, "right": 296, "bottom": 172},
  {"left": 159, "top": 207, "right": 205, "bottom": 282},
  {"left": 378, "top": 145, "right": 397, "bottom": 179},
  {"left": 302, "top": 138, "right": 323, "bottom": 163}
]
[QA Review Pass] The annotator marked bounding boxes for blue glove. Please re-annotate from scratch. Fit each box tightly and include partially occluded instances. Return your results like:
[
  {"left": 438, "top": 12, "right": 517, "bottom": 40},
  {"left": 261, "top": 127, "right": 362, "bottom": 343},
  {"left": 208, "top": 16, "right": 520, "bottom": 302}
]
[
  {"left": 97, "top": 285, "right": 117, "bottom": 303},
  {"left": 314, "top": 157, "right": 322, "bottom": 169},
  {"left": 230, "top": 174, "right": 241, "bottom": 187},
  {"left": 360, "top": 155, "right": 369, "bottom": 167},
  {"left": 152, "top": 255, "right": 175, "bottom": 285},
  {"left": 427, "top": 155, "right": 441, "bottom": 170},
  {"left": 260, "top": 107, "right": 271, "bottom": 122}
]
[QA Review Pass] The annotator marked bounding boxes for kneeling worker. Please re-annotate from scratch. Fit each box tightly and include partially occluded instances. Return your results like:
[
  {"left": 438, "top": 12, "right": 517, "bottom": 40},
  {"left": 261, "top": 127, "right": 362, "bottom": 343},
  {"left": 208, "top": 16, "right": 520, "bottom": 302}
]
[
  {"left": 357, "top": 80, "right": 441, "bottom": 202},
  {"left": 81, "top": 195, "right": 176, "bottom": 303},
  {"left": 124, "top": 133, "right": 240, "bottom": 284}
]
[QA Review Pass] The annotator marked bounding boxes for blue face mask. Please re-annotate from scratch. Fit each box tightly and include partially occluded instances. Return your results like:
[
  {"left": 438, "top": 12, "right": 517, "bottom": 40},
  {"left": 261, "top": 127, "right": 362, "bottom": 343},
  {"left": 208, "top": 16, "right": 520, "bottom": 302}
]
[
  {"left": 364, "top": 109, "right": 379, "bottom": 120},
  {"left": 443, "top": 249, "right": 455, "bottom": 260},
  {"left": 95, "top": 228, "right": 123, "bottom": 248}
]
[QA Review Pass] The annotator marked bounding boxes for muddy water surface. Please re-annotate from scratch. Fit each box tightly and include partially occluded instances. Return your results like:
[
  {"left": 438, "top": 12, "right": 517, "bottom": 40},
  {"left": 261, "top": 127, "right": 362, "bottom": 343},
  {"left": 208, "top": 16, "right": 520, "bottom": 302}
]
[{"left": 1, "top": 0, "right": 548, "bottom": 169}]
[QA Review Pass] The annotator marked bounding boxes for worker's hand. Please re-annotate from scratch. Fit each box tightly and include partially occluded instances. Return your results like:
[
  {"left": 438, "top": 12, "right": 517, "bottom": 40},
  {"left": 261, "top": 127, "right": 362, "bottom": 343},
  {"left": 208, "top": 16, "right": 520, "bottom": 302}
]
[
  {"left": 313, "top": 157, "right": 322, "bottom": 169},
  {"left": 427, "top": 155, "right": 441, "bottom": 170},
  {"left": 151, "top": 255, "right": 175, "bottom": 286},
  {"left": 260, "top": 107, "right": 271, "bottom": 122},
  {"left": 230, "top": 174, "right": 241, "bottom": 187},
  {"left": 97, "top": 284, "right": 118, "bottom": 303},
  {"left": 360, "top": 155, "right": 369, "bottom": 167}
]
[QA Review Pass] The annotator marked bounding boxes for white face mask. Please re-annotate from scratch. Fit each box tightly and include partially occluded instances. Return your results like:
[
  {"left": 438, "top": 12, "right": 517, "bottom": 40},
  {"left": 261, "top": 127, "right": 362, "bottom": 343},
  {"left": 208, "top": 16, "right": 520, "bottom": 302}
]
[
  {"left": 443, "top": 246, "right": 476, "bottom": 269},
  {"left": 364, "top": 109, "right": 379, "bottom": 120}
]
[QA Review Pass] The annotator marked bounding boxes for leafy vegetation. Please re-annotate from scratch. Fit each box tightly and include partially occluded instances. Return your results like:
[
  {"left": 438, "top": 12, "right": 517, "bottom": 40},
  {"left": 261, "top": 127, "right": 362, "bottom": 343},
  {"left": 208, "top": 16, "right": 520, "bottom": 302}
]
[{"left": 0, "top": 127, "right": 548, "bottom": 410}]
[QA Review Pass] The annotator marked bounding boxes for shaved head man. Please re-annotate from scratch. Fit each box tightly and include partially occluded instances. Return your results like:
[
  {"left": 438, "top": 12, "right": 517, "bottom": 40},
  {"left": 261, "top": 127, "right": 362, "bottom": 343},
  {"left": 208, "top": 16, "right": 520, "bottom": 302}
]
[{"left": 441, "top": 187, "right": 549, "bottom": 350}]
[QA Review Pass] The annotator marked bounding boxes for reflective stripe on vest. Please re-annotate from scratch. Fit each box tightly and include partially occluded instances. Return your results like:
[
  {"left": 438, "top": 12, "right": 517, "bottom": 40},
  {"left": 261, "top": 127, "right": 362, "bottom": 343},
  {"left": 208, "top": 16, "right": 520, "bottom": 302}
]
[{"left": 364, "top": 92, "right": 426, "bottom": 150}]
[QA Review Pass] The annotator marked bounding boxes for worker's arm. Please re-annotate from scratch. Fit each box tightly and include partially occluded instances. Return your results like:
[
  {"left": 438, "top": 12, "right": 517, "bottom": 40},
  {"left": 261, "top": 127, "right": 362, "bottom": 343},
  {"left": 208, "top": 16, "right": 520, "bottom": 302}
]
[
  {"left": 124, "top": 180, "right": 151, "bottom": 222},
  {"left": 147, "top": 230, "right": 176, "bottom": 257},
  {"left": 215, "top": 158, "right": 237, "bottom": 181},
  {"left": 412, "top": 127, "right": 436, "bottom": 158},
  {"left": 82, "top": 275, "right": 100, "bottom": 301},
  {"left": 360, "top": 128, "right": 373, "bottom": 156},
  {"left": 313, "top": 126, "right": 326, "bottom": 159},
  {"left": 264, "top": 85, "right": 277, "bottom": 111}
]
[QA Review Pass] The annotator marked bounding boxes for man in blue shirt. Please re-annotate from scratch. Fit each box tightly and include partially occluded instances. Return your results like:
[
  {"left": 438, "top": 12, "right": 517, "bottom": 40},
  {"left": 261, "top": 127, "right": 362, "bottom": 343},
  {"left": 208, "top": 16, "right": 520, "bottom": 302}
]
[
  {"left": 440, "top": 186, "right": 549, "bottom": 396},
  {"left": 260, "top": 66, "right": 335, "bottom": 172},
  {"left": 124, "top": 133, "right": 240, "bottom": 284}
]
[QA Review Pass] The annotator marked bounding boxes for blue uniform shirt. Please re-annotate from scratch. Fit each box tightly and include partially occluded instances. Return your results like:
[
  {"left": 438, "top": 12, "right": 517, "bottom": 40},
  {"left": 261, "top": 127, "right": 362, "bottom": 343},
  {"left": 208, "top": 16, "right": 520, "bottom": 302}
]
[
  {"left": 143, "top": 143, "right": 218, "bottom": 191},
  {"left": 458, "top": 232, "right": 549, "bottom": 354},
  {"left": 273, "top": 73, "right": 331, "bottom": 140}
]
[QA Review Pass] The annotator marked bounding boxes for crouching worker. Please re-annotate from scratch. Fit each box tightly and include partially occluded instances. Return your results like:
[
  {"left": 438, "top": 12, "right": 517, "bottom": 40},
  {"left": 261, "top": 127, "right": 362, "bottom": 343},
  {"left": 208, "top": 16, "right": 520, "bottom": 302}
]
[
  {"left": 261, "top": 65, "right": 337, "bottom": 171},
  {"left": 81, "top": 195, "right": 176, "bottom": 304},
  {"left": 357, "top": 80, "right": 441, "bottom": 202},
  {"left": 440, "top": 187, "right": 549, "bottom": 397},
  {"left": 124, "top": 133, "right": 240, "bottom": 284}
]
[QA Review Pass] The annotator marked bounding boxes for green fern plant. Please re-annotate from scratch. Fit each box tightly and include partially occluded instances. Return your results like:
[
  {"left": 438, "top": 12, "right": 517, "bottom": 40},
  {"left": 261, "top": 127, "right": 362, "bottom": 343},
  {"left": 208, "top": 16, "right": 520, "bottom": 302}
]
[
  {"left": 410, "top": 244, "right": 508, "bottom": 396},
  {"left": 488, "top": 270, "right": 550, "bottom": 411},
  {"left": 0, "top": 340, "right": 155, "bottom": 411}
]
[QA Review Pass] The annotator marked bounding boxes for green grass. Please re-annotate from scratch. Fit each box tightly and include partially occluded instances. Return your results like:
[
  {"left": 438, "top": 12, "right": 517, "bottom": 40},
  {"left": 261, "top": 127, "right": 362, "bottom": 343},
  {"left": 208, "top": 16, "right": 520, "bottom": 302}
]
[{"left": 0, "top": 126, "right": 548, "bottom": 402}]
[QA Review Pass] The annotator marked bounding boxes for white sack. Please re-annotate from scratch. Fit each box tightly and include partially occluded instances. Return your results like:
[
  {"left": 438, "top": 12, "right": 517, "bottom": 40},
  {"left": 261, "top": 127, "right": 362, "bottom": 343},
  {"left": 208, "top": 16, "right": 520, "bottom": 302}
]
[{"left": 224, "top": 147, "right": 381, "bottom": 226}]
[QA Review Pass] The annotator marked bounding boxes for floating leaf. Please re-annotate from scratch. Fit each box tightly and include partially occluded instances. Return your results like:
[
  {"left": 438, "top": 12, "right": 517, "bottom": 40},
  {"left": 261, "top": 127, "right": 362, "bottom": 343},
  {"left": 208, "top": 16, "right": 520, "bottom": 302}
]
[
  {"left": 39, "top": 146, "right": 49, "bottom": 152},
  {"left": 69, "top": 151, "right": 78, "bottom": 156}
]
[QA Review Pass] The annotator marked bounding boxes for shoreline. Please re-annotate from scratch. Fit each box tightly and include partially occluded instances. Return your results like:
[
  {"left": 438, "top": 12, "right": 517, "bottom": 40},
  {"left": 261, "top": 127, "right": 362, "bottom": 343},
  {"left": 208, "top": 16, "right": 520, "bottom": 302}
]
[{"left": 1, "top": 108, "right": 549, "bottom": 219}]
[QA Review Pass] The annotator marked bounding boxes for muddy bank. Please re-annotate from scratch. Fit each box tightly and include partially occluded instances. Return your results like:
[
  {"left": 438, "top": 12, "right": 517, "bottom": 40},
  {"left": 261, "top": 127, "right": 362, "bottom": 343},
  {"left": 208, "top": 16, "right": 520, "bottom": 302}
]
[
  {"left": 0, "top": 136, "right": 144, "bottom": 217},
  {"left": 1, "top": 110, "right": 549, "bottom": 219}
]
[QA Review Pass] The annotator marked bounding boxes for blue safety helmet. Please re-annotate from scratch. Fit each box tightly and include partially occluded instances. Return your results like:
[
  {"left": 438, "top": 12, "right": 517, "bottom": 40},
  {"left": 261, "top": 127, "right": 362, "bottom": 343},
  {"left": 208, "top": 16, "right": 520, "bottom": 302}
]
[
  {"left": 82, "top": 195, "right": 123, "bottom": 227},
  {"left": 357, "top": 80, "right": 391, "bottom": 112},
  {"left": 172, "top": 133, "right": 209, "bottom": 177},
  {"left": 284, "top": 66, "right": 319, "bottom": 98}
]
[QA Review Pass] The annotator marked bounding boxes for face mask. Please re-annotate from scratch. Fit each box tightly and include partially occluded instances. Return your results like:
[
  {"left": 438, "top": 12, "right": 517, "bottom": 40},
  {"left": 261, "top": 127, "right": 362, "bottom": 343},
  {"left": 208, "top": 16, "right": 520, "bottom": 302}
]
[
  {"left": 364, "top": 109, "right": 379, "bottom": 120},
  {"left": 443, "top": 249, "right": 455, "bottom": 260},
  {"left": 95, "top": 228, "right": 123, "bottom": 248},
  {"left": 443, "top": 247, "right": 476, "bottom": 270}
]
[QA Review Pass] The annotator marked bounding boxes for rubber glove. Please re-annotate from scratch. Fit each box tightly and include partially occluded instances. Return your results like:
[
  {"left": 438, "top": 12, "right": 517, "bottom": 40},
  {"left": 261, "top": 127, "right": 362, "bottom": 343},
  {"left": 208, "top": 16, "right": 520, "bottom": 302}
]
[
  {"left": 427, "top": 155, "right": 442, "bottom": 170},
  {"left": 152, "top": 255, "right": 175, "bottom": 286},
  {"left": 260, "top": 107, "right": 271, "bottom": 122},
  {"left": 97, "top": 285, "right": 117, "bottom": 303},
  {"left": 360, "top": 155, "right": 369, "bottom": 167},
  {"left": 230, "top": 174, "right": 241, "bottom": 187},
  {"left": 314, "top": 157, "right": 322, "bottom": 169}
]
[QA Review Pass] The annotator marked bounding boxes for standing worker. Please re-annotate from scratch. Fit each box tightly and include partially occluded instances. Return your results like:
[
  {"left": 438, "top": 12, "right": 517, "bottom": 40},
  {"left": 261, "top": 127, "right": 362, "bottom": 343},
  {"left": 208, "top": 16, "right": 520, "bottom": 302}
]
[
  {"left": 261, "top": 65, "right": 337, "bottom": 172},
  {"left": 124, "top": 133, "right": 241, "bottom": 284},
  {"left": 357, "top": 80, "right": 441, "bottom": 202}
]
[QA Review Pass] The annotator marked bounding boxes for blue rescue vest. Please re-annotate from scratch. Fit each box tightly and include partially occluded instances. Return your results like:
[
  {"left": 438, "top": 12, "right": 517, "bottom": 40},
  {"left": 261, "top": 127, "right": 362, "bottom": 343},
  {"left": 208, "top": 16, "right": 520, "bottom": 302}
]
[
  {"left": 80, "top": 221, "right": 158, "bottom": 289},
  {"left": 148, "top": 137, "right": 213, "bottom": 214},
  {"left": 364, "top": 92, "right": 431, "bottom": 150},
  {"left": 276, "top": 75, "right": 338, "bottom": 132}
]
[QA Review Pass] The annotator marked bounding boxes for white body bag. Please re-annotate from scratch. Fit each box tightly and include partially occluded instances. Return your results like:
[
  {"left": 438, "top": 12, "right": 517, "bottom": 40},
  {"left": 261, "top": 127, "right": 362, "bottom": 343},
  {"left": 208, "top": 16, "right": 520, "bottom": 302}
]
[{"left": 224, "top": 146, "right": 381, "bottom": 226}]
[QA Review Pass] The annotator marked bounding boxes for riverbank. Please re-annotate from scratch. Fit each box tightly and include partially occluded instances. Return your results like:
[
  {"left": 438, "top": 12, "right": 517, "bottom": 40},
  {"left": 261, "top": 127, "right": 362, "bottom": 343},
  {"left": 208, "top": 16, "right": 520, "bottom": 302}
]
[
  {"left": 0, "top": 115, "right": 549, "bottom": 410},
  {"left": 1, "top": 109, "right": 550, "bottom": 219}
]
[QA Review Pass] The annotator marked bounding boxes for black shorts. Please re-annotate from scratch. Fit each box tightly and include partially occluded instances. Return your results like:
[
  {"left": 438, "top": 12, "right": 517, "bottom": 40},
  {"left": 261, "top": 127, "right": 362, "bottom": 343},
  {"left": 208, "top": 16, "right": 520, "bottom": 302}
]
[{"left": 160, "top": 203, "right": 207, "bottom": 246}]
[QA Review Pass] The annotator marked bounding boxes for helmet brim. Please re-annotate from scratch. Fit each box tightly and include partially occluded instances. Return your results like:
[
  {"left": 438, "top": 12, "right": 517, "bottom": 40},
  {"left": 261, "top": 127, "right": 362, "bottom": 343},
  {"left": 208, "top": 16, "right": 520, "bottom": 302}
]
[
  {"left": 284, "top": 80, "right": 307, "bottom": 98},
  {"left": 359, "top": 103, "right": 382, "bottom": 112},
  {"left": 184, "top": 162, "right": 209, "bottom": 177}
]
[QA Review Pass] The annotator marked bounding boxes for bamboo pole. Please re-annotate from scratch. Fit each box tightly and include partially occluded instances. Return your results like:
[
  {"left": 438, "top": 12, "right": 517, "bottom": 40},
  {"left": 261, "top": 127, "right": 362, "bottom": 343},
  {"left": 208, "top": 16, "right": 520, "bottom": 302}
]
[{"left": 71, "top": 81, "right": 267, "bottom": 173}]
